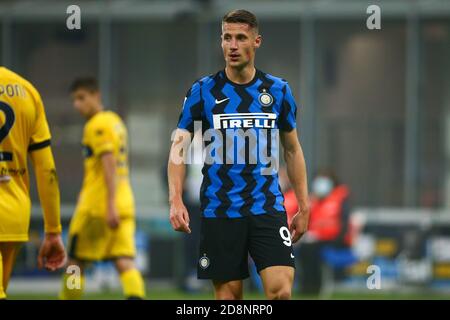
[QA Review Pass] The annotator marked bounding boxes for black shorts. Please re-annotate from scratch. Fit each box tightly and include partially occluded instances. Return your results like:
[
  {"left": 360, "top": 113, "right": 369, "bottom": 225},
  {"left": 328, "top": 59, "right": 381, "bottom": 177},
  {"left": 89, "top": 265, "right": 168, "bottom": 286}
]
[{"left": 197, "top": 212, "right": 295, "bottom": 281}]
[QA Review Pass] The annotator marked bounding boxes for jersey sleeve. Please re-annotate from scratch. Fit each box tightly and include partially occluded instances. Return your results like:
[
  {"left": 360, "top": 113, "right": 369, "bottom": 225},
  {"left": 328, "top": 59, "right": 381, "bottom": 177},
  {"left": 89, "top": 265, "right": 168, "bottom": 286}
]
[
  {"left": 88, "top": 118, "right": 116, "bottom": 156},
  {"left": 278, "top": 82, "right": 298, "bottom": 132},
  {"left": 177, "top": 81, "right": 203, "bottom": 133},
  {"left": 28, "top": 89, "right": 52, "bottom": 152}
]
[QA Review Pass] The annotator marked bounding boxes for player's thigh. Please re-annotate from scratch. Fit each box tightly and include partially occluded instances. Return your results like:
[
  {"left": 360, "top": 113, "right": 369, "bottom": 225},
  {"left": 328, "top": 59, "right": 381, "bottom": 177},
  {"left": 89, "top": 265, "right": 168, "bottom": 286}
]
[
  {"left": 106, "top": 217, "right": 136, "bottom": 261},
  {"left": 248, "top": 213, "right": 295, "bottom": 274},
  {"left": 68, "top": 212, "right": 108, "bottom": 261},
  {"left": 0, "top": 242, "right": 22, "bottom": 289},
  {"left": 259, "top": 265, "right": 294, "bottom": 300},
  {"left": 198, "top": 217, "right": 249, "bottom": 282},
  {"left": 213, "top": 280, "right": 243, "bottom": 300}
]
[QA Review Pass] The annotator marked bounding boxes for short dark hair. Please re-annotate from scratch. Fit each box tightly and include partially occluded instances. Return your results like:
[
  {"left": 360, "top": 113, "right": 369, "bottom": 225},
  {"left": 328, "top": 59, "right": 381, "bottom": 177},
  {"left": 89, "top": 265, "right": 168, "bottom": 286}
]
[
  {"left": 69, "top": 77, "right": 99, "bottom": 93},
  {"left": 222, "top": 9, "right": 258, "bottom": 32}
]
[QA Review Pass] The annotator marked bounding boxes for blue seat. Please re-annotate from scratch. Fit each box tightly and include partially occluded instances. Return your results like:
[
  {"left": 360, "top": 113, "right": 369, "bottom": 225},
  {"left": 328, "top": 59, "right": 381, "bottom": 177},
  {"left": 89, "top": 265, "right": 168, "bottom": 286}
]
[{"left": 321, "top": 246, "right": 358, "bottom": 269}]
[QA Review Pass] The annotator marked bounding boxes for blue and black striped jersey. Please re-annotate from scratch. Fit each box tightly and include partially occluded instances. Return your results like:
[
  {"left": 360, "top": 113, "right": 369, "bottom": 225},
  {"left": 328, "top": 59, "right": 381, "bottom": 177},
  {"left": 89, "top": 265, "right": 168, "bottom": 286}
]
[{"left": 177, "top": 69, "right": 298, "bottom": 218}]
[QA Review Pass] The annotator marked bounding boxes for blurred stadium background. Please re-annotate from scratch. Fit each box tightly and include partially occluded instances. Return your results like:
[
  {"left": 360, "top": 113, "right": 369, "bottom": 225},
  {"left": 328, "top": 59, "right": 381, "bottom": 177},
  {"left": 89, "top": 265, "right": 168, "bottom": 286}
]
[{"left": 1, "top": 0, "right": 450, "bottom": 299}]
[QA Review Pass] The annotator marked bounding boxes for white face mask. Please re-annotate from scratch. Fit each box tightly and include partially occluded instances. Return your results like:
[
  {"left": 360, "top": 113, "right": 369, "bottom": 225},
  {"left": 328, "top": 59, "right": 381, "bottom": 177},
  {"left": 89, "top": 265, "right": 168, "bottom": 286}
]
[{"left": 312, "top": 176, "right": 334, "bottom": 198}]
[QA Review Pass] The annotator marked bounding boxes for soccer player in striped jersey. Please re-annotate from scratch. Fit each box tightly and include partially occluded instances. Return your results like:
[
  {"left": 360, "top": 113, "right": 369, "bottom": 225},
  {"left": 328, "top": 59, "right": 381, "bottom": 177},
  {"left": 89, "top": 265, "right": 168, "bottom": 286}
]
[{"left": 168, "top": 10, "right": 309, "bottom": 300}]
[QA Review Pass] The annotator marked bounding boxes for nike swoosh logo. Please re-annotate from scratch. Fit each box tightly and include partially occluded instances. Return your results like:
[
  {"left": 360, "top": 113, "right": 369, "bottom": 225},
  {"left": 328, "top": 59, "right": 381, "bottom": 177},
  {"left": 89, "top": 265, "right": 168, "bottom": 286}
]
[
  {"left": 291, "top": 253, "right": 295, "bottom": 259},
  {"left": 215, "top": 98, "right": 229, "bottom": 104}
]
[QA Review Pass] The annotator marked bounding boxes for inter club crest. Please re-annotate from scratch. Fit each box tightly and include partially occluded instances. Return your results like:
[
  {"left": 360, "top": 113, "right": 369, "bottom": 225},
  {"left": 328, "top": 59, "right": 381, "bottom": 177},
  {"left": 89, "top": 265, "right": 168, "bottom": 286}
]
[
  {"left": 258, "top": 89, "right": 273, "bottom": 107},
  {"left": 199, "top": 254, "right": 210, "bottom": 269}
]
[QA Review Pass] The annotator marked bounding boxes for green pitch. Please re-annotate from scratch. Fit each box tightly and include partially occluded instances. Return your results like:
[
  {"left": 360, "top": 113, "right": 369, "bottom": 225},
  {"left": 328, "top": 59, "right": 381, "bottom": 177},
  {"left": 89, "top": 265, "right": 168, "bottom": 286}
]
[{"left": 7, "top": 289, "right": 450, "bottom": 300}]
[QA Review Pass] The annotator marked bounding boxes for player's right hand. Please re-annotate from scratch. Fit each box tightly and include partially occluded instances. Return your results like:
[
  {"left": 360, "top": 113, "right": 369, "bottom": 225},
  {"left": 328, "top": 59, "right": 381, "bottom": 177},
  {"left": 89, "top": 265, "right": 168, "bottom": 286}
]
[
  {"left": 169, "top": 199, "right": 191, "bottom": 234},
  {"left": 106, "top": 207, "right": 120, "bottom": 229}
]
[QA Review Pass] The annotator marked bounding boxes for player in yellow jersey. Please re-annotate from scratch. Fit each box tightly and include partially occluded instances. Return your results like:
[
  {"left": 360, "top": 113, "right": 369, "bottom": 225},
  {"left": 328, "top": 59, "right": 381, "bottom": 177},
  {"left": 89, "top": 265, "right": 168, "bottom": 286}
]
[
  {"left": 59, "top": 77, "right": 145, "bottom": 300},
  {"left": 0, "top": 66, "right": 66, "bottom": 299}
]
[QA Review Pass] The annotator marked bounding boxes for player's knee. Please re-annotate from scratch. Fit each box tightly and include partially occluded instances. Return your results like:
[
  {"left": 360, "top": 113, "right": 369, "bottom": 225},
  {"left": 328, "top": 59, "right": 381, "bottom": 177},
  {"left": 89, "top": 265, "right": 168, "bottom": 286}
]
[
  {"left": 213, "top": 281, "right": 243, "bottom": 300},
  {"left": 269, "top": 288, "right": 291, "bottom": 300},
  {"left": 275, "top": 288, "right": 291, "bottom": 300},
  {"left": 266, "top": 285, "right": 292, "bottom": 300},
  {"left": 115, "top": 257, "right": 135, "bottom": 274}
]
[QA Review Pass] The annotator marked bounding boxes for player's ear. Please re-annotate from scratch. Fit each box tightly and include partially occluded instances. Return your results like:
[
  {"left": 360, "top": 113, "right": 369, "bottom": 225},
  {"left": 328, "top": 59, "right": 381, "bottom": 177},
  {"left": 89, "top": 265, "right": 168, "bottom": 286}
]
[{"left": 255, "top": 34, "right": 262, "bottom": 49}]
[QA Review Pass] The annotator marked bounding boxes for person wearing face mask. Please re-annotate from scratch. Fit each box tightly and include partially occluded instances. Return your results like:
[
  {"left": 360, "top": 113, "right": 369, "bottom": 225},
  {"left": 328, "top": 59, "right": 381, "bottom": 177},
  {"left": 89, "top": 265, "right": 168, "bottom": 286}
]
[
  {"left": 308, "top": 171, "right": 351, "bottom": 246},
  {"left": 296, "top": 170, "right": 353, "bottom": 295}
]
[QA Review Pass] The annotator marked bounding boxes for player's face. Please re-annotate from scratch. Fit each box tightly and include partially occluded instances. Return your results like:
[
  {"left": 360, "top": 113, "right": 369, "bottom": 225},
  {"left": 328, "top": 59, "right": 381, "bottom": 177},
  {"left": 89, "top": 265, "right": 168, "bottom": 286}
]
[
  {"left": 221, "top": 22, "right": 261, "bottom": 69},
  {"left": 71, "top": 89, "right": 101, "bottom": 118}
]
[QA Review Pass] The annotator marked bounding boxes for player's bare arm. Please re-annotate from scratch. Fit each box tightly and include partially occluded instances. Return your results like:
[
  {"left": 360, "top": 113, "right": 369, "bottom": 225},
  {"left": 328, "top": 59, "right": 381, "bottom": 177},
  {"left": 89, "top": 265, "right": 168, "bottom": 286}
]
[
  {"left": 167, "top": 129, "right": 192, "bottom": 234},
  {"left": 29, "top": 146, "right": 66, "bottom": 271},
  {"left": 280, "top": 129, "right": 310, "bottom": 243},
  {"left": 101, "top": 151, "right": 120, "bottom": 229}
]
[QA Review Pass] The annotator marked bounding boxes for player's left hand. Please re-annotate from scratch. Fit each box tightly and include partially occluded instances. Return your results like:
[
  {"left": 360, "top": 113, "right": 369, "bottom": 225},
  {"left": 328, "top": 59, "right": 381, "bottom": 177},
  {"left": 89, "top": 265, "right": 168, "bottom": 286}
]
[
  {"left": 289, "top": 204, "right": 310, "bottom": 243},
  {"left": 38, "top": 233, "right": 67, "bottom": 271}
]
